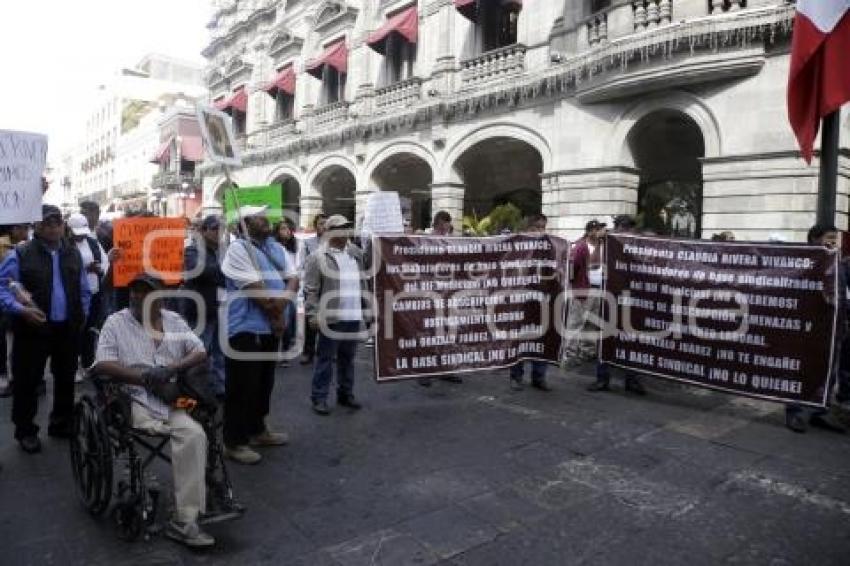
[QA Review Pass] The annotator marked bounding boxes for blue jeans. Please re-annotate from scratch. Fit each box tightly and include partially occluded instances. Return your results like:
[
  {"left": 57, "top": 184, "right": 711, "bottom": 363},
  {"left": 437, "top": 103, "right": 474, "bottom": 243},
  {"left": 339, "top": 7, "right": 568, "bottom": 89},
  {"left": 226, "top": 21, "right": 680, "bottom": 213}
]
[
  {"left": 511, "top": 361, "right": 548, "bottom": 382},
  {"left": 201, "top": 319, "right": 226, "bottom": 396},
  {"left": 280, "top": 302, "right": 297, "bottom": 354},
  {"left": 311, "top": 321, "right": 361, "bottom": 402}
]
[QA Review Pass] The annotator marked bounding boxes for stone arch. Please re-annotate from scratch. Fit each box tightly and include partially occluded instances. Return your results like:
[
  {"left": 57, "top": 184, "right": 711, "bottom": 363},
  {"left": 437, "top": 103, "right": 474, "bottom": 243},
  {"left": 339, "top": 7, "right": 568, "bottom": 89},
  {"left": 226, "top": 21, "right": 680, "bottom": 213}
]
[
  {"left": 610, "top": 91, "right": 722, "bottom": 167},
  {"left": 211, "top": 176, "right": 241, "bottom": 203},
  {"left": 441, "top": 122, "right": 553, "bottom": 183},
  {"left": 361, "top": 141, "right": 438, "bottom": 190},
  {"left": 306, "top": 154, "right": 358, "bottom": 197},
  {"left": 308, "top": 155, "right": 358, "bottom": 220}
]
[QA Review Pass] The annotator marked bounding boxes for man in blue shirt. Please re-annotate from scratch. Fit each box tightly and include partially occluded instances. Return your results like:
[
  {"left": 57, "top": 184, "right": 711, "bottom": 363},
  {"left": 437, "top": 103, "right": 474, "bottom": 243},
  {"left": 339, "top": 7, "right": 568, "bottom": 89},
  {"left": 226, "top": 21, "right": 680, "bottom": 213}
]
[
  {"left": 221, "top": 205, "right": 297, "bottom": 465},
  {"left": 0, "top": 205, "right": 91, "bottom": 453}
]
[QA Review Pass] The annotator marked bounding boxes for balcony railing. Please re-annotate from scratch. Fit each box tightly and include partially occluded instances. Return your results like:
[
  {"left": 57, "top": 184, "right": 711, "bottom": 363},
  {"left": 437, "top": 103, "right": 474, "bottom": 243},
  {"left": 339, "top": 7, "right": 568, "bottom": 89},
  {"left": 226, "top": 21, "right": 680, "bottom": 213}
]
[
  {"left": 266, "top": 119, "right": 298, "bottom": 142},
  {"left": 152, "top": 171, "right": 197, "bottom": 190},
  {"left": 312, "top": 101, "right": 350, "bottom": 129},
  {"left": 633, "top": 0, "right": 673, "bottom": 31},
  {"left": 460, "top": 44, "right": 527, "bottom": 88},
  {"left": 113, "top": 182, "right": 147, "bottom": 198},
  {"left": 709, "top": 0, "right": 747, "bottom": 14},
  {"left": 375, "top": 77, "right": 422, "bottom": 111}
]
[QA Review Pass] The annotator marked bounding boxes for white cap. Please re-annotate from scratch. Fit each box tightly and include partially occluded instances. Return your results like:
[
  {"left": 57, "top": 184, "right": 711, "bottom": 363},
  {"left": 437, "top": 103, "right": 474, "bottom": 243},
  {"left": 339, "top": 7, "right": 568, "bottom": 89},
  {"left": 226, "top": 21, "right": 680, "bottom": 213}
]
[
  {"left": 68, "top": 213, "right": 91, "bottom": 237},
  {"left": 238, "top": 205, "right": 268, "bottom": 218}
]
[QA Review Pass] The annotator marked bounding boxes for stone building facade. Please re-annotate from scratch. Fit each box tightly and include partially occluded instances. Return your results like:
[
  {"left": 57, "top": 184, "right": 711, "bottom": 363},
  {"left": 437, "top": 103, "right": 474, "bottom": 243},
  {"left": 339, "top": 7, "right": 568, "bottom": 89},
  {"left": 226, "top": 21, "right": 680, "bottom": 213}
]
[{"left": 200, "top": 0, "right": 849, "bottom": 241}]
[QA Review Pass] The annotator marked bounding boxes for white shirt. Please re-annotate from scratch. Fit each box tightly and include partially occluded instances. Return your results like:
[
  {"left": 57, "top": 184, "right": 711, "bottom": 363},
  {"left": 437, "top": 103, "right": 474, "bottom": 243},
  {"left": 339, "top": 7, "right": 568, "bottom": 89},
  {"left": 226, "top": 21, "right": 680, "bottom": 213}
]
[
  {"left": 96, "top": 308, "right": 205, "bottom": 421},
  {"left": 75, "top": 237, "right": 109, "bottom": 294},
  {"left": 331, "top": 248, "right": 362, "bottom": 322}
]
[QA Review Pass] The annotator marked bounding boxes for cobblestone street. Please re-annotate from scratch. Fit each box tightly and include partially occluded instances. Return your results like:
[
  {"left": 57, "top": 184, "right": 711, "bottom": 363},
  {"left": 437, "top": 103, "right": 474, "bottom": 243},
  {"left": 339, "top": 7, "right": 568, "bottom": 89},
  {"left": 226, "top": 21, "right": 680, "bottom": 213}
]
[{"left": 2, "top": 353, "right": 850, "bottom": 565}]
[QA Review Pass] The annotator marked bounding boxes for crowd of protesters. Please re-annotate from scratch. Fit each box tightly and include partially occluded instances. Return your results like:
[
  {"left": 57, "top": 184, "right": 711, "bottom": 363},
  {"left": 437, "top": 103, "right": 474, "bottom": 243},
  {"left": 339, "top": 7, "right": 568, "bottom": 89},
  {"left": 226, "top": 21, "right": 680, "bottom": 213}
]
[{"left": 0, "top": 194, "right": 848, "bottom": 546}]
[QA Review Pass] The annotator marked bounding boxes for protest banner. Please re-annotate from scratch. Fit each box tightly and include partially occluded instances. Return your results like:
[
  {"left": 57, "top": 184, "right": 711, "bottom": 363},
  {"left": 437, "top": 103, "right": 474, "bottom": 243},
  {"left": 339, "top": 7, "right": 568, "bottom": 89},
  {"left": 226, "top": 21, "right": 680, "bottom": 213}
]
[
  {"left": 112, "top": 217, "right": 187, "bottom": 287},
  {"left": 196, "top": 105, "right": 242, "bottom": 167},
  {"left": 0, "top": 130, "right": 48, "bottom": 223},
  {"left": 362, "top": 192, "right": 404, "bottom": 235},
  {"left": 600, "top": 234, "right": 838, "bottom": 407},
  {"left": 373, "top": 234, "right": 569, "bottom": 381},
  {"left": 224, "top": 185, "right": 283, "bottom": 224}
]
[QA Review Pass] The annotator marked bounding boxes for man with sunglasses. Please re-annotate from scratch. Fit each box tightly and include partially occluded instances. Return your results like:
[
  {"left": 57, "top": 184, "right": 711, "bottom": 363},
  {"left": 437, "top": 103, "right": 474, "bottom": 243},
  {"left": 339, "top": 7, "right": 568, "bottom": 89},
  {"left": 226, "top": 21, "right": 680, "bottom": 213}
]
[{"left": 0, "top": 204, "right": 91, "bottom": 453}]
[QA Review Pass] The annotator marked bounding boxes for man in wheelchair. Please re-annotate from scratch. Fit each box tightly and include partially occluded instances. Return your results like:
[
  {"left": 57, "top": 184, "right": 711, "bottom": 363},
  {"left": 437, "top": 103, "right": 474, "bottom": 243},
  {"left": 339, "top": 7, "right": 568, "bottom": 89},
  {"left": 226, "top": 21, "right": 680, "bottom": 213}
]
[{"left": 93, "top": 272, "right": 227, "bottom": 547}]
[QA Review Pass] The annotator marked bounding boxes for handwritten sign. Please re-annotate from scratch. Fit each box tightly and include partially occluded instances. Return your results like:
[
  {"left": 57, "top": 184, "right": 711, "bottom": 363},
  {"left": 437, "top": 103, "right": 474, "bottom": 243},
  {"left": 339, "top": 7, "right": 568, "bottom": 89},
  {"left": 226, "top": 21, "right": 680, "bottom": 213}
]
[
  {"left": 224, "top": 185, "right": 283, "bottom": 224},
  {"left": 0, "top": 130, "right": 48, "bottom": 223},
  {"left": 362, "top": 191, "right": 404, "bottom": 235},
  {"left": 113, "top": 217, "right": 187, "bottom": 287}
]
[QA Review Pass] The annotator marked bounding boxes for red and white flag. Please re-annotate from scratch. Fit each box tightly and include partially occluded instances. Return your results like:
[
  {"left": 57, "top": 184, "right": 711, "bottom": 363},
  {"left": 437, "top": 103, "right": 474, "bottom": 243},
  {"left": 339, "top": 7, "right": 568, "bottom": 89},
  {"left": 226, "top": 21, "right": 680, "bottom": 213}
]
[{"left": 787, "top": 0, "right": 850, "bottom": 163}]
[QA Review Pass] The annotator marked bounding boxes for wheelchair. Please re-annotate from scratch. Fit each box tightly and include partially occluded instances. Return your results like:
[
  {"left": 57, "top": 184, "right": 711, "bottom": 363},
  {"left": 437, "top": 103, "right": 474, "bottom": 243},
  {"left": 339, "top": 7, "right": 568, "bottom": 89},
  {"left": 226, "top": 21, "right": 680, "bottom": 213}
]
[{"left": 69, "top": 367, "right": 244, "bottom": 541}]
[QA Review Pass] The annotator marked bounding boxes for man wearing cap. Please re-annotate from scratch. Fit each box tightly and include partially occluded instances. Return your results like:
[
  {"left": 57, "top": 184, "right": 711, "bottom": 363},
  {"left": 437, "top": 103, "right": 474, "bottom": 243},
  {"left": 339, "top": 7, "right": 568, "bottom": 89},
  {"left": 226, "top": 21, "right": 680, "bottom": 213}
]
[
  {"left": 183, "top": 215, "right": 226, "bottom": 397},
  {"left": 0, "top": 205, "right": 91, "bottom": 453},
  {"left": 93, "top": 273, "right": 215, "bottom": 547},
  {"left": 68, "top": 212, "right": 109, "bottom": 375},
  {"left": 587, "top": 215, "right": 647, "bottom": 395},
  {"left": 564, "top": 219, "right": 606, "bottom": 364},
  {"left": 221, "top": 205, "right": 297, "bottom": 464},
  {"left": 304, "top": 214, "right": 372, "bottom": 415}
]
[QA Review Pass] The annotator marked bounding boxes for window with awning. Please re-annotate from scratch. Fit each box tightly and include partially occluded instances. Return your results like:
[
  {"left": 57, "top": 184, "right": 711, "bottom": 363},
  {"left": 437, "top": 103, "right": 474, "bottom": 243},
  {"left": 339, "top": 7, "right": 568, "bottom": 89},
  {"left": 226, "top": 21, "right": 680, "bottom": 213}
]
[
  {"left": 150, "top": 137, "right": 173, "bottom": 165},
  {"left": 454, "top": 0, "right": 522, "bottom": 52},
  {"left": 214, "top": 87, "right": 248, "bottom": 135},
  {"left": 306, "top": 40, "right": 348, "bottom": 105},
  {"left": 367, "top": 5, "right": 418, "bottom": 54},
  {"left": 262, "top": 65, "right": 297, "bottom": 121}
]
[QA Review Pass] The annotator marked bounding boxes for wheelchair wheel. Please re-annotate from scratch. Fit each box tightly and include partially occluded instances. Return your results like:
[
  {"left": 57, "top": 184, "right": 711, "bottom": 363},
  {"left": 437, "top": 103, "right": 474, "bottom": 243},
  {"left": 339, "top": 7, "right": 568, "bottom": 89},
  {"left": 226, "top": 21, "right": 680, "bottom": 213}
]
[{"left": 70, "top": 396, "right": 113, "bottom": 516}]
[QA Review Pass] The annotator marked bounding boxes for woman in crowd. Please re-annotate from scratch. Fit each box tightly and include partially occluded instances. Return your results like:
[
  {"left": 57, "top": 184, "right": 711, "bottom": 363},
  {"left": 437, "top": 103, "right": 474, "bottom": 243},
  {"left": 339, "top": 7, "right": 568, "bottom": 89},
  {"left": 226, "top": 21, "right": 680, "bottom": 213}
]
[{"left": 273, "top": 218, "right": 301, "bottom": 365}]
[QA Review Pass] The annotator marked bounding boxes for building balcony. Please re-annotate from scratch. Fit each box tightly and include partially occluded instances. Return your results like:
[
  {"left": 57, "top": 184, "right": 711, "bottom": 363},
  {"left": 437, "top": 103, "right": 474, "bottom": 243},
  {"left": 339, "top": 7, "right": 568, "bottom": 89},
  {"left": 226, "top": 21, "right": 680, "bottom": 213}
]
[
  {"left": 311, "top": 101, "right": 350, "bottom": 130},
  {"left": 265, "top": 119, "right": 298, "bottom": 143},
  {"left": 152, "top": 171, "right": 197, "bottom": 190},
  {"left": 374, "top": 78, "right": 422, "bottom": 112},
  {"left": 113, "top": 182, "right": 147, "bottom": 199},
  {"left": 459, "top": 44, "right": 527, "bottom": 89}
]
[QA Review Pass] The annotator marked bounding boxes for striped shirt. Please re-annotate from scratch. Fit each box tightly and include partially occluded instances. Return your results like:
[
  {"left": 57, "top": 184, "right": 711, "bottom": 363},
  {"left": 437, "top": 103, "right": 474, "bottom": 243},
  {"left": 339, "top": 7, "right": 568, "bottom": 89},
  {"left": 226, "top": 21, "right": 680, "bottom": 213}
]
[{"left": 96, "top": 308, "right": 205, "bottom": 420}]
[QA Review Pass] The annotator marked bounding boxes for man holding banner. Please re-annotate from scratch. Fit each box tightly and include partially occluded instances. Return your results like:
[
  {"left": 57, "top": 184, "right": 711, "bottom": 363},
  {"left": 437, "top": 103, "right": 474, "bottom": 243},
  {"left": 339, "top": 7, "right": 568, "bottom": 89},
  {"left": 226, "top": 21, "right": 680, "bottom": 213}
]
[{"left": 0, "top": 205, "right": 91, "bottom": 453}]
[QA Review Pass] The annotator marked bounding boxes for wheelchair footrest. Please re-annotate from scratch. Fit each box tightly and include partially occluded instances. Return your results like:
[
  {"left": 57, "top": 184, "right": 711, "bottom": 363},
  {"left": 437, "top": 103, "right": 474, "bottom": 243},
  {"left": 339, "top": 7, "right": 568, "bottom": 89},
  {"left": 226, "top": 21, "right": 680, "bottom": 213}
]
[{"left": 199, "top": 504, "right": 246, "bottom": 526}]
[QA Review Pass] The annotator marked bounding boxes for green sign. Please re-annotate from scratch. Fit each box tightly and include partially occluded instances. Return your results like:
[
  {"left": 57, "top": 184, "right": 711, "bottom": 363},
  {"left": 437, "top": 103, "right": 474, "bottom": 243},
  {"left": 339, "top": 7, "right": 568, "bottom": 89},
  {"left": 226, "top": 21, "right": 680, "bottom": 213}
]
[{"left": 223, "top": 185, "right": 283, "bottom": 224}]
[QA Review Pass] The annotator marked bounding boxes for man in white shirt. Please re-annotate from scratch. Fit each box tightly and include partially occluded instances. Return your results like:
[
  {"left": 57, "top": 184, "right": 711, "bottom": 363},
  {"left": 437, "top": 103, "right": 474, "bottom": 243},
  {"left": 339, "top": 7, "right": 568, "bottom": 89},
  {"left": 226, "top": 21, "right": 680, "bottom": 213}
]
[
  {"left": 303, "top": 215, "right": 371, "bottom": 415},
  {"left": 68, "top": 212, "right": 109, "bottom": 373},
  {"left": 94, "top": 273, "right": 214, "bottom": 547}
]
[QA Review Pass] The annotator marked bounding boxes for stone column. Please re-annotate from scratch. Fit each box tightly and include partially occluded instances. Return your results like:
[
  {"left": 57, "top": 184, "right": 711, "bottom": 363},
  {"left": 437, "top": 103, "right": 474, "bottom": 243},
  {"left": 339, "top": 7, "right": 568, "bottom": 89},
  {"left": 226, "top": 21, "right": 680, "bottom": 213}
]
[
  {"left": 300, "top": 195, "right": 324, "bottom": 230},
  {"left": 430, "top": 182, "right": 465, "bottom": 233},
  {"left": 701, "top": 152, "right": 849, "bottom": 242},
  {"left": 541, "top": 167, "right": 639, "bottom": 240}
]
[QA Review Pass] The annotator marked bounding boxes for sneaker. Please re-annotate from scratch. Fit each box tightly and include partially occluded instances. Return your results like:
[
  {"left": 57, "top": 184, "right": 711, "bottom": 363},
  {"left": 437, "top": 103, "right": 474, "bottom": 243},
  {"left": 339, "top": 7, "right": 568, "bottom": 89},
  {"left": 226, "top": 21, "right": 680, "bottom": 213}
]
[
  {"left": 509, "top": 377, "right": 524, "bottom": 392},
  {"left": 299, "top": 354, "right": 313, "bottom": 366},
  {"left": 19, "top": 435, "right": 41, "bottom": 454},
  {"left": 531, "top": 379, "right": 552, "bottom": 392},
  {"left": 249, "top": 430, "right": 289, "bottom": 446},
  {"left": 165, "top": 519, "right": 215, "bottom": 548},
  {"left": 224, "top": 445, "right": 262, "bottom": 465},
  {"left": 337, "top": 395, "right": 362, "bottom": 410},
  {"left": 312, "top": 399, "right": 331, "bottom": 415},
  {"left": 785, "top": 412, "right": 807, "bottom": 434},
  {"left": 624, "top": 378, "right": 647, "bottom": 396}
]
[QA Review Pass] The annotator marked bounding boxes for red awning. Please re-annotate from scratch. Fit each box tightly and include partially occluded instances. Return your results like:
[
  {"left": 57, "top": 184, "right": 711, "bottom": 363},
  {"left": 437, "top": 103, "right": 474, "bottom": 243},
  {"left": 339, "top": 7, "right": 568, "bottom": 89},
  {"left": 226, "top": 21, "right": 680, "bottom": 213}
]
[
  {"left": 150, "top": 137, "right": 173, "bottom": 164},
  {"left": 454, "top": 0, "right": 521, "bottom": 22},
  {"left": 305, "top": 40, "right": 348, "bottom": 79},
  {"left": 367, "top": 5, "right": 419, "bottom": 55},
  {"left": 180, "top": 136, "right": 205, "bottom": 162},
  {"left": 262, "top": 66, "right": 297, "bottom": 98},
  {"left": 214, "top": 87, "right": 248, "bottom": 113}
]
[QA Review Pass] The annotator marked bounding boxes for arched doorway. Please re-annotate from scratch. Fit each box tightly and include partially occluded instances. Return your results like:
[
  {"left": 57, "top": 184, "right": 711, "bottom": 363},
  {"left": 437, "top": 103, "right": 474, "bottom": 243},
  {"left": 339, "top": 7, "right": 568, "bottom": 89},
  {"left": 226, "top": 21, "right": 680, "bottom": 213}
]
[
  {"left": 370, "top": 153, "right": 433, "bottom": 231},
  {"left": 270, "top": 174, "right": 302, "bottom": 227},
  {"left": 312, "top": 165, "right": 356, "bottom": 220},
  {"left": 628, "top": 110, "right": 705, "bottom": 238},
  {"left": 453, "top": 137, "right": 543, "bottom": 231}
]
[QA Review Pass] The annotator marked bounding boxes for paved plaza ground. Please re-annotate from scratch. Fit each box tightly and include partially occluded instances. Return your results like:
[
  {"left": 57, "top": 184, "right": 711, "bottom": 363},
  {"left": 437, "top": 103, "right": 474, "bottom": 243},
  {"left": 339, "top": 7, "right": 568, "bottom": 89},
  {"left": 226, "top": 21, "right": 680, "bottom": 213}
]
[{"left": 1, "top": 351, "right": 850, "bottom": 565}]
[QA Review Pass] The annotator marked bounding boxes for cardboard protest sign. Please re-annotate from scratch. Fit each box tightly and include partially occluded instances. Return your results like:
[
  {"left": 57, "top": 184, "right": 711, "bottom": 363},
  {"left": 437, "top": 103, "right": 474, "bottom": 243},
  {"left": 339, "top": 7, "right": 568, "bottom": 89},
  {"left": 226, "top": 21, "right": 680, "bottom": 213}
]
[
  {"left": 223, "top": 185, "right": 283, "bottom": 224},
  {"left": 600, "top": 234, "right": 838, "bottom": 407},
  {"left": 0, "top": 130, "right": 48, "bottom": 223},
  {"left": 373, "top": 234, "right": 570, "bottom": 381},
  {"left": 362, "top": 192, "right": 404, "bottom": 235},
  {"left": 112, "top": 217, "right": 187, "bottom": 287},
  {"left": 196, "top": 105, "right": 242, "bottom": 167}
]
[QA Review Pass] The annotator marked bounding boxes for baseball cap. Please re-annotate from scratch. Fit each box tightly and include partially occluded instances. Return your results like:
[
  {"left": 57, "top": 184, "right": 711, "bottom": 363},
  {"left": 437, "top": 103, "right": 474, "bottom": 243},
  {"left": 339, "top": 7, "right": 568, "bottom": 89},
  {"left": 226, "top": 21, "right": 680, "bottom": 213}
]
[
  {"left": 68, "top": 213, "right": 91, "bottom": 236},
  {"left": 585, "top": 219, "right": 606, "bottom": 231},
  {"left": 325, "top": 214, "right": 352, "bottom": 231},
  {"left": 238, "top": 205, "right": 268, "bottom": 218},
  {"left": 201, "top": 215, "right": 221, "bottom": 230},
  {"left": 41, "top": 204, "right": 62, "bottom": 221},
  {"left": 612, "top": 215, "right": 636, "bottom": 229}
]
